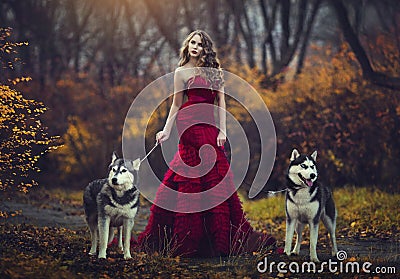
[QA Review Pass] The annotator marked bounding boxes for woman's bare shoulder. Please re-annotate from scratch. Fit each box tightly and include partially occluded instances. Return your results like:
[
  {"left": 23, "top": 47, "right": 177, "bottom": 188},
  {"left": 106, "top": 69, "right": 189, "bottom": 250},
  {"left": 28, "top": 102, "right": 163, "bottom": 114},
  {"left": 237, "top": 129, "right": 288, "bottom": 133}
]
[
  {"left": 175, "top": 66, "right": 194, "bottom": 82},
  {"left": 174, "top": 67, "right": 185, "bottom": 81},
  {"left": 175, "top": 65, "right": 192, "bottom": 74}
]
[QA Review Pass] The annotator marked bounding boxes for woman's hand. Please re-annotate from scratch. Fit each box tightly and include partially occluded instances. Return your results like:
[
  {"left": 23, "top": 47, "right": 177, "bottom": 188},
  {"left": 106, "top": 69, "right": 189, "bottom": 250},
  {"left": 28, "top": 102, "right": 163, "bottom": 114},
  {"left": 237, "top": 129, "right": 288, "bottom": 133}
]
[
  {"left": 156, "top": 130, "right": 170, "bottom": 144},
  {"left": 217, "top": 131, "right": 226, "bottom": 147}
]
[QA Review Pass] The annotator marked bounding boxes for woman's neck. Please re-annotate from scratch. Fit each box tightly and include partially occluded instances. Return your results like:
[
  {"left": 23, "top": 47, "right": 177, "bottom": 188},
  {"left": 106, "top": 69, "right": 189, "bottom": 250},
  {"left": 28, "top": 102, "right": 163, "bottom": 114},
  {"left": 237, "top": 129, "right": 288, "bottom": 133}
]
[{"left": 187, "top": 57, "right": 198, "bottom": 67}]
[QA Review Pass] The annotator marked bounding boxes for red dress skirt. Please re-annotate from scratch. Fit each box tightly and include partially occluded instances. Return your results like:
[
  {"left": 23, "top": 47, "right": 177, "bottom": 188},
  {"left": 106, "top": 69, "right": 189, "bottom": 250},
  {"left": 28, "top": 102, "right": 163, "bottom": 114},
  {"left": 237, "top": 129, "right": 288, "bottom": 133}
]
[{"left": 137, "top": 76, "right": 275, "bottom": 257}]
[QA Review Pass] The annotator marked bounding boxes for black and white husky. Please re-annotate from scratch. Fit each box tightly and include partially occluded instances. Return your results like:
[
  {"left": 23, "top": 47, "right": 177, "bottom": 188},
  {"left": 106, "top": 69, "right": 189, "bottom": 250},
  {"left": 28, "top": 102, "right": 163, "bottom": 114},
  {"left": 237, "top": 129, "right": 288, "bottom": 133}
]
[
  {"left": 83, "top": 152, "right": 140, "bottom": 259},
  {"left": 284, "top": 149, "right": 338, "bottom": 262}
]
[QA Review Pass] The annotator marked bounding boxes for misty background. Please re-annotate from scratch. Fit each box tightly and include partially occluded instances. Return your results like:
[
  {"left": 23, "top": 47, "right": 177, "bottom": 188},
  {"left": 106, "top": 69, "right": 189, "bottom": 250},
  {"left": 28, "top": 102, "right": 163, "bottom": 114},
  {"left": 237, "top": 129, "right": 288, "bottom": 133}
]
[{"left": 1, "top": 0, "right": 399, "bottom": 194}]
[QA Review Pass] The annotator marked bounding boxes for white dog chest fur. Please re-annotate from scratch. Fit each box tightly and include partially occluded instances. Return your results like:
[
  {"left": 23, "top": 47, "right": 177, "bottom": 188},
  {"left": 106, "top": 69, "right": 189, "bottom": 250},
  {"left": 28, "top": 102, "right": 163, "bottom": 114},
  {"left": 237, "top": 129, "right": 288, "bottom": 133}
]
[
  {"left": 287, "top": 192, "right": 320, "bottom": 223},
  {"left": 104, "top": 202, "right": 138, "bottom": 218},
  {"left": 284, "top": 149, "right": 338, "bottom": 262}
]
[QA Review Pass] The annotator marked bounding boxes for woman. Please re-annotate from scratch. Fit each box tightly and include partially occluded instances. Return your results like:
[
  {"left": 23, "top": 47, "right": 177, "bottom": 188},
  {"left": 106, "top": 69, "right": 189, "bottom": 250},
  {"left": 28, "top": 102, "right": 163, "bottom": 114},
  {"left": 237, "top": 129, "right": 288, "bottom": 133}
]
[{"left": 138, "top": 30, "right": 275, "bottom": 257}]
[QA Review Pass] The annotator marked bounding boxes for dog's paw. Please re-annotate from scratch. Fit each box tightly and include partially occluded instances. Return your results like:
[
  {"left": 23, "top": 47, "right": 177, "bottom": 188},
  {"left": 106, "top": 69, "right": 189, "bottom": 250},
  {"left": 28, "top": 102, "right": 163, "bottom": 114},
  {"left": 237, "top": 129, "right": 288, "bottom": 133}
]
[
  {"left": 310, "top": 256, "right": 320, "bottom": 263},
  {"left": 284, "top": 249, "right": 291, "bottom": 256},
  {"left": 123, "top": 250, "right": 132, "bottom": 260},
  {"left": 124, "top": 254, "right": 132, "bottom": 260}
]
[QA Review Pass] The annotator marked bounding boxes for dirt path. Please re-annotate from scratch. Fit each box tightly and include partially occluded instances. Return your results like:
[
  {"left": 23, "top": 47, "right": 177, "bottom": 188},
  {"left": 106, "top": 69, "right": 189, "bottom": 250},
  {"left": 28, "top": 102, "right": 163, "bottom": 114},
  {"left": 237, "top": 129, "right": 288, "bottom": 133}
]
[
  {"left": 0, "top": 200, "right": 149, "bottom": 234},
  {"left": 1, "top": 198, "right": 399, "bottom": 265}
]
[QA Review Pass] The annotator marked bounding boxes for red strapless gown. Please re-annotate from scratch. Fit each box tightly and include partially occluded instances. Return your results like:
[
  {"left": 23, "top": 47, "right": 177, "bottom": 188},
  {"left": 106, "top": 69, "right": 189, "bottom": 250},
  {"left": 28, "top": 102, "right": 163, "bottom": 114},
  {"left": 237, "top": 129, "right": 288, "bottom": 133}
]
[{"left": 137, "top": 76, "right": 275, "bottom": 257}]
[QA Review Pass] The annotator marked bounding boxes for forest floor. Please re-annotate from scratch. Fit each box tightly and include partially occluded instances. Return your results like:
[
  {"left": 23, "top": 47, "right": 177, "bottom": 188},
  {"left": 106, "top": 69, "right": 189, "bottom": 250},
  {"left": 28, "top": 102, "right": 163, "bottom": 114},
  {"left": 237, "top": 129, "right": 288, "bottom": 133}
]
[{"left": 0, "top": 186, "right": 398, "bottom": 278}]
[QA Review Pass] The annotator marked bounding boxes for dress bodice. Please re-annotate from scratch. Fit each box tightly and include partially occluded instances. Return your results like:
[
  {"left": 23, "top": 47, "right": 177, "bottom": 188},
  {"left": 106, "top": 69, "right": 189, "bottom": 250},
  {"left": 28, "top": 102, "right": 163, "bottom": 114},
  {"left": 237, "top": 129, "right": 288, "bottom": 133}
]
[
  {"left": 176, "top": 75, "right": 219, "bottom": 148},
  {"left": 182, "top": 75, "right": 217, "bottom": 106}
]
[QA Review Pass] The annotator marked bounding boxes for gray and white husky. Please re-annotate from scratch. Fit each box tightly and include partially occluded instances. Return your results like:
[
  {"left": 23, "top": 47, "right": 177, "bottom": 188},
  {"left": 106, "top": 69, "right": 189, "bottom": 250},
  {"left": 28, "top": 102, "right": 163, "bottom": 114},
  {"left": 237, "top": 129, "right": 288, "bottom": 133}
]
[
  {"left": 83, "top": 152, "right": 140, "bottom": 259},
  {"left": 284, "top": 149, "right": 338, "bottom": 262}
]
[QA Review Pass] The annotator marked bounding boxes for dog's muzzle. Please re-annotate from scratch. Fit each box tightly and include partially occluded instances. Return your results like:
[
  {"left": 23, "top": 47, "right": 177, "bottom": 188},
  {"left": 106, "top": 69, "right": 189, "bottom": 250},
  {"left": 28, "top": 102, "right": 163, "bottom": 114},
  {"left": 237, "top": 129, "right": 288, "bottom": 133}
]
[{"left": 299, "top": 173, "right": 316, "bottom": 187}]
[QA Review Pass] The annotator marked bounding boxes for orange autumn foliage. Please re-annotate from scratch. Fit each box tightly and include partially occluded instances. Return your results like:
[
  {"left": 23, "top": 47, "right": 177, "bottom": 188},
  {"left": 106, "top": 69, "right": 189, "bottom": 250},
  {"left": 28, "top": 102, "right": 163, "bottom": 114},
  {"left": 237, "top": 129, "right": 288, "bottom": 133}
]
[{"left": 260, "top": 38, "right": 400, "bottom": 190}]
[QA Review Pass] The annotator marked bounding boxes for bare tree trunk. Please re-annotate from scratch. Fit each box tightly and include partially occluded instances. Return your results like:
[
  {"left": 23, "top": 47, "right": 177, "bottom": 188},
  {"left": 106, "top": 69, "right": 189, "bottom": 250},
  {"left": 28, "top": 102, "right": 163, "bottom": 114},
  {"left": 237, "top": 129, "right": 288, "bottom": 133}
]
[
  {"left": 258, "top": 0, "right": 318, "bottom": 78},
  {"left": 330, "top": 0, "right": 400, "bottom": 89},
  {"left": 226, "top": 0, "right": 255, "bottom": 68},
  {"left": 206, "top": 0, "right": 233, "bottom": 56},
  {"left": 296, "top": 0, "right": 322, "bottom": 75},
  {"left": 259, "top": 0, "right": 278, "bottom": 75},
  {"left": 143, "top": 0, "right": 181, "bottom": 54}
]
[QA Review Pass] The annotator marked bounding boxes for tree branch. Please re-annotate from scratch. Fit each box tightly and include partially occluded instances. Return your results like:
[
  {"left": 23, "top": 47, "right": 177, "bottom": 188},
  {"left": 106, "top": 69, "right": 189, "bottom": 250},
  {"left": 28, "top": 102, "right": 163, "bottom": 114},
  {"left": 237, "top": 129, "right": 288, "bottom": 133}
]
[{"left": 330, "top": 0, "right": 400, "bottom": 90}]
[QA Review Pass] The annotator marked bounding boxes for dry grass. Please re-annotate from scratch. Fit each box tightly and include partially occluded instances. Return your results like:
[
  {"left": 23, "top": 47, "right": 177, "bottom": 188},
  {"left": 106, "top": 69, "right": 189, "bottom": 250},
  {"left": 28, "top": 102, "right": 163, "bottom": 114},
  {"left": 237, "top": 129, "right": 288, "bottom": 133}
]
[{"left": 242, "top": 186, "right": 400, "bottom": 241}]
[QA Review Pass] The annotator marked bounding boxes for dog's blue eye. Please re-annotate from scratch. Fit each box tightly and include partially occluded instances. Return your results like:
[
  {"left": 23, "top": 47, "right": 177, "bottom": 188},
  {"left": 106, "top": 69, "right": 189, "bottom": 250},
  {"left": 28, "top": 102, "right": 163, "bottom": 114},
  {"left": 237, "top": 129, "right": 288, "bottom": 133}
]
[
  {"left": 300, "top": 164, "right": 308, "bottom": 169},
  {"left": 310, "top": 165, "right": 315, "bottom": 169},
  {"left": 112, "top": 168, "right": 117, "bottom": 172},
  {"left": 121, "top": 169, "right": 127, "bottom": 173}
]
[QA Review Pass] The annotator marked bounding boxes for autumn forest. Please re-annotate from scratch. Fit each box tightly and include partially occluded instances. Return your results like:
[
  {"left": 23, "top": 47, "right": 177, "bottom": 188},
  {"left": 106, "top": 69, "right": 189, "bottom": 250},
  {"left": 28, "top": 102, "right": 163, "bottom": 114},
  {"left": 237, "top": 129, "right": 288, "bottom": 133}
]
[{"left": 1, "top": 1, "right": 400, "bottom": 278}]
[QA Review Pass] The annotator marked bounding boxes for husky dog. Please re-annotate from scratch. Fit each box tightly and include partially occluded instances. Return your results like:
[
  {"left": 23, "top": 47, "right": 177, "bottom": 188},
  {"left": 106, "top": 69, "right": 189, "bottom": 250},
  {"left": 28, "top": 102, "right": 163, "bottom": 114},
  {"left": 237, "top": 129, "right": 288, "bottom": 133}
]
[
  {"left": 284, "top": 149, "right": 338, "bottom": 262},
  {"left": 83, "top": 152, "right": 140, "bottom": 259}
]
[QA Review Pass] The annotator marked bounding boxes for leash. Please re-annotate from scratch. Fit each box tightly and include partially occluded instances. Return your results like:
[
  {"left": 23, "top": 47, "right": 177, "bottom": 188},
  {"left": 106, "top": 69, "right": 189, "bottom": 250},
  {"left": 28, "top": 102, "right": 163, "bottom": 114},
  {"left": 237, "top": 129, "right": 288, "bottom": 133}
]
[
  {"left": 241, "top": 180, "right": 289, "bottom": 197},
  {"left": 140, "top": 142, "right": 160, "bottom": 164},
  {"left": 264, "top": 188, "right": 289, "bottom": 196},
  {"left": 137, "top": 146, "right": 289, "bottom": 197}
]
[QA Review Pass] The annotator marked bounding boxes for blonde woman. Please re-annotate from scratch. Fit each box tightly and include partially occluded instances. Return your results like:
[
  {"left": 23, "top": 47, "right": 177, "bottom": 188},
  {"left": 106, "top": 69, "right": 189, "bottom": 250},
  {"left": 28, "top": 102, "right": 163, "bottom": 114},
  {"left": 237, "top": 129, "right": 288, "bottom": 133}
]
[{"left": 138, "top": 30, "right": 275, "bottom": 257}]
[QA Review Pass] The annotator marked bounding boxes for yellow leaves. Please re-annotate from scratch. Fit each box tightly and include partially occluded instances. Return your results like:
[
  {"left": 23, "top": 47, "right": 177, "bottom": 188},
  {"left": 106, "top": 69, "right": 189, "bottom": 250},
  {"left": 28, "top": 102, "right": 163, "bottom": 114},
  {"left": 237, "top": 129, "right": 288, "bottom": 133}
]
[
  {"left": 54, "top": 116, "right": 100, "bottom": 177},
  {"left": 0, "top": 83, "right": 59, "bottom": 193},
  {"left": 331, "top": 57, "right": 342, "bottom": 68},
  {"left": 11, "top": 76, "right": 32, "bottom": 85},
  {"left": 294, "top": 96, "right": 305, "bottom": 103},
  {"left": 347, "top": 51, "right": 357, "bottom": 62},
  {"left": 0, "top": 209, "right": 22, "bottom": 218},
  {"left": 336, "top": 187, "right": 400, "bottom": 239},
  {"left": 0, "top": 211, "right": 8, "bottom": 218},
  {"left": 327, "top": 150, "right": 344, "bottom": 170},
  {"left": 325, "top": 48, "right": 331, "bottom": 56},
  {"left": 55, "top": 78, "right": 75, "bottom": 88},
  {"left": 1, "top": 28, "right": 28, "bottom": 72},
  {"left": 124, "top": 116, "right": 147, "bottom": 138},
  {"left": 347, "top": 256, "right": 357, "bottom": 262}
]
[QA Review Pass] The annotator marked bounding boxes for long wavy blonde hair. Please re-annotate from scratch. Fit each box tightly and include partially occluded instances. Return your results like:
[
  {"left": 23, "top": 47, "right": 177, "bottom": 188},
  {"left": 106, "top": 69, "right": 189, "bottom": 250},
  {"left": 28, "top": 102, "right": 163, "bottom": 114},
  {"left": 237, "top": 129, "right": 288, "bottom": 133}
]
[{"left": 178, "top": 30, "right": 224, "bottom": 90}]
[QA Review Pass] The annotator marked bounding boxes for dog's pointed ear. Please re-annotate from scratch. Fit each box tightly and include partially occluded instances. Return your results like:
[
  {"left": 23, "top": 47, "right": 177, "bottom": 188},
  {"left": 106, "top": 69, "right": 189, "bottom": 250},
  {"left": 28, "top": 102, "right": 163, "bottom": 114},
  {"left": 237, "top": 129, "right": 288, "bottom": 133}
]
[
  {"left": 132, "top": 158, "right": 141, "bottom": 171},
  {"left": 111, "top": 152, "right": 118, "bottom": 164},
  {"left": 311, "top": 150, "right": 317, "bottom": 161},
  {"left": 290, "top": 149, "right": 300, "bottom": 161}
]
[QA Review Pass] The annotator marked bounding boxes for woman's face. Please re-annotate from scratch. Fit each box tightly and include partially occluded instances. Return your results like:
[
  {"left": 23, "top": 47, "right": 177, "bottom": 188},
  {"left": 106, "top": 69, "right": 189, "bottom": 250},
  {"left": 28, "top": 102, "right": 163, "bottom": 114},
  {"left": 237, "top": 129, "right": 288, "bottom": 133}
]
[{"left": 188, "top": 34, "right": 203, "bottom": 59}]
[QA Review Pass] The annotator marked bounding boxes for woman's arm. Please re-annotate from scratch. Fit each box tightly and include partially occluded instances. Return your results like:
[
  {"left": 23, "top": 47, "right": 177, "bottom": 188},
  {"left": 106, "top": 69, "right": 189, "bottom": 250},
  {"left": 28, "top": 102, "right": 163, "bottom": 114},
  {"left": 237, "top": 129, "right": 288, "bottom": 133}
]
[
  {"left": 216, "top": 87, "right": 227, "bottom": 147},
  {"left": 156, "top": 69, "right": 185, "bottom": 143}
]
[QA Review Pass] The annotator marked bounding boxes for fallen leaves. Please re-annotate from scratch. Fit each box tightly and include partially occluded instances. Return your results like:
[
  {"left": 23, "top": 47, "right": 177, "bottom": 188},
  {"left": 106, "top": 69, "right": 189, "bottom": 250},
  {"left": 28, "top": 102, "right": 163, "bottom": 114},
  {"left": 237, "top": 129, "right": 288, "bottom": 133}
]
[
  {"left": 0, "top": 186, "right": 399, "bottom": 278},
  {"left": 1, "top": 222, "right": 399, "bottom": 278}
]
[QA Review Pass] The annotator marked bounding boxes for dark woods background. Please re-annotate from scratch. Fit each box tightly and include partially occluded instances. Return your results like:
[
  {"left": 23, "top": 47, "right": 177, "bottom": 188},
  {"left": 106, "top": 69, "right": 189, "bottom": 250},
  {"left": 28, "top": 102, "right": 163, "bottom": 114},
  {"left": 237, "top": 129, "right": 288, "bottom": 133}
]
[{"left": 1, "top": 0, "right": 399, "bottom": 194}]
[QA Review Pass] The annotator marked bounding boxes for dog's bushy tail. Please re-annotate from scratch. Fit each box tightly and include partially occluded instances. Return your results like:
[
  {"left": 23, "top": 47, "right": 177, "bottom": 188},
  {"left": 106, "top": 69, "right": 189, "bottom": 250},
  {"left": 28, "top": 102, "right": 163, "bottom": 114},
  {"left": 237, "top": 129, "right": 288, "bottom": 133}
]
[{"left": 83, "top": 179, "right": 106, "bottom": 219}]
